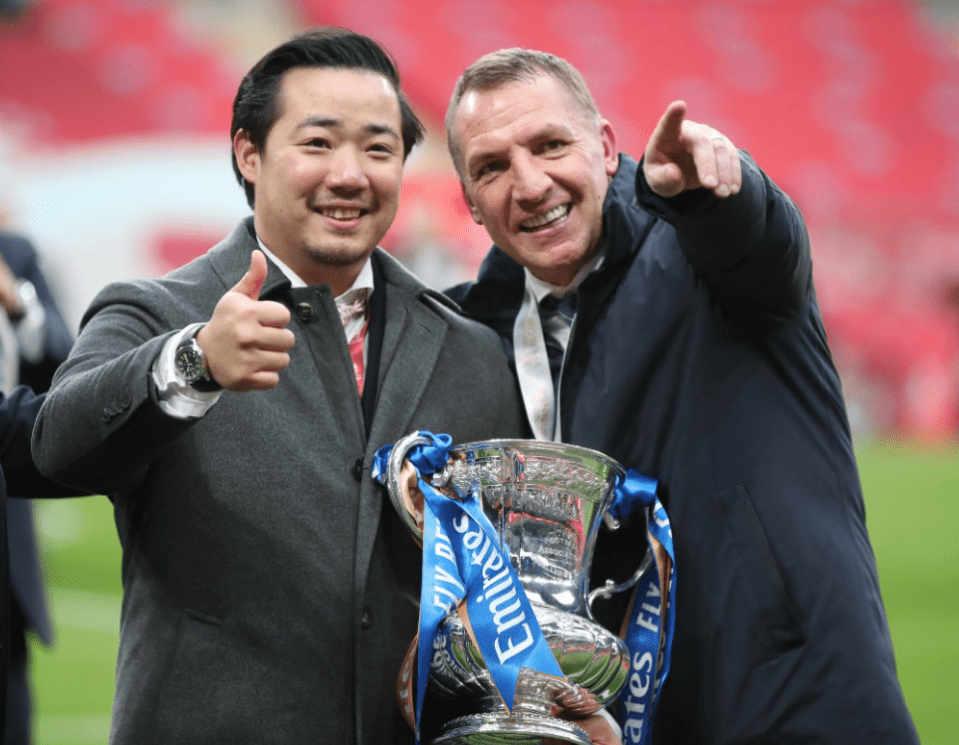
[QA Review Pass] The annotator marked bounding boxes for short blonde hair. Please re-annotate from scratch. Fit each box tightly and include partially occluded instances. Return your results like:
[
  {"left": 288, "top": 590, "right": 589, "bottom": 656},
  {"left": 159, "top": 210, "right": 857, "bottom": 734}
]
[{"left": 445, "top": 48, "right": 601, "bottom": 180}]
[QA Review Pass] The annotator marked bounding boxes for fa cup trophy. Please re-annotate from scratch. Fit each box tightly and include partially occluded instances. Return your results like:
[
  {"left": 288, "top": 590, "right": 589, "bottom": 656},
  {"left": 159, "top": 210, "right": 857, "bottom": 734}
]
[{"left": 375, "top": 432, "right": 675, "bottom": 745}]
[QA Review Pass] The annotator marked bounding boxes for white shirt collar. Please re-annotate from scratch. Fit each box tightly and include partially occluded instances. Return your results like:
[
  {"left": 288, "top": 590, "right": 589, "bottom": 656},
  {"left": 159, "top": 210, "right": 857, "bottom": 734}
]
[
  {"left": 255, "top": 237, "right": 375, "bottom": 302},
  {"left": 523, "top": 241, "right": 606, "bottom": 303}
]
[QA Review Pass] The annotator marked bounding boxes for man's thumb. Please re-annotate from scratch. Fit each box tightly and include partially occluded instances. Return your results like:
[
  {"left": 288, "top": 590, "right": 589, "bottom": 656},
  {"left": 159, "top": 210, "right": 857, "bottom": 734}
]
[{"left": 232, "top": 249, "right": 268, "bottom": 299}]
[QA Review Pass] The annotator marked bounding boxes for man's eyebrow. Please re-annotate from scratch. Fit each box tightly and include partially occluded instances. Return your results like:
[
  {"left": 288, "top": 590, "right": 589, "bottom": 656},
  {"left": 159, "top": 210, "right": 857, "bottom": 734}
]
[
  {"left": 466, "top": 149, "right": 498, "bottom": 174},
  {"left": 365, "top": 122, "right": 400, "bottom": 140},
  {"left": 464, "top": 123, "right": 573, "bottom": 173},
  {"left": 466, "top": 141, "right": 508, "bottom": 169},
  {"left": 297, "top": 116, "right": 400, "bottom": 140},
  {"left": 298, "top": 115, "right": 340, "bottom": 130}
]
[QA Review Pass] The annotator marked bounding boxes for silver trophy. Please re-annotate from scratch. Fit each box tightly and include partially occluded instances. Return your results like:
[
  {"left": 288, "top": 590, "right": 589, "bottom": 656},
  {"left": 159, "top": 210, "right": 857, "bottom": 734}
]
[{"left": 385, "top": 434, "right": 652, "bottom": 745}]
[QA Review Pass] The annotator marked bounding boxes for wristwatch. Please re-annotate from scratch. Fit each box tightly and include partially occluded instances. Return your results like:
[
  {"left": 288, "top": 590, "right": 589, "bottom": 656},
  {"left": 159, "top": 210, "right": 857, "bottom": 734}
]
[{"left": 174, "top": 335, "right": 221, "bottom": 392}]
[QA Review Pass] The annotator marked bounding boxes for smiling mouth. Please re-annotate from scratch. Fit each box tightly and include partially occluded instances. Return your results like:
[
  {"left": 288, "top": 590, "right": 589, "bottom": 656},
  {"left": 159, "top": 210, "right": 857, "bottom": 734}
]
[
  {"left": 520, "top": 204, "right": 570, "bottom": 232},
  {"left": 317, "top": 207, "right": 368, "bottom": 220}
]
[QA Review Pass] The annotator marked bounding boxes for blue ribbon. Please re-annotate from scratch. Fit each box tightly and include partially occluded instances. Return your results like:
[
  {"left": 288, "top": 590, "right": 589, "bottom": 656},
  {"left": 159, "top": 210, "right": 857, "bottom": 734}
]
[
  {"left": 373, "top": 432, "right": 561, "bottom": 744},
  {"left": 610, "top": 469, "right": 676, "bottom": 745}
]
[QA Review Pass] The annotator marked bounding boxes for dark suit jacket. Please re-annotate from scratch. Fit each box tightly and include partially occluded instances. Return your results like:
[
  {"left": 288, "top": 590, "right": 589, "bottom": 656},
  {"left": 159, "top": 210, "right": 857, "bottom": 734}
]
[
  {"left": 0, "top": 385, "right": 65, "bottom": 734},
  {"left": 32, "top": 217, "right": 525, "bottom": 745},
  {"left": 0, "top": 232, "right": 74, "bottom": 651},
  {"left": 449, "top": 155, "right": 919, "bottom": 744}
]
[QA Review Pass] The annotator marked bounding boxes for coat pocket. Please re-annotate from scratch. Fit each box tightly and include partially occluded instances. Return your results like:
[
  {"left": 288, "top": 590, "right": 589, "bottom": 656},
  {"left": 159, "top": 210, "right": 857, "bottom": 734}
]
[
  {"left": 716, "top": 482, "right": 804, "bottom": 655},
  {"left": 150, "top": 609, "right": 227, "bottom": 743}
]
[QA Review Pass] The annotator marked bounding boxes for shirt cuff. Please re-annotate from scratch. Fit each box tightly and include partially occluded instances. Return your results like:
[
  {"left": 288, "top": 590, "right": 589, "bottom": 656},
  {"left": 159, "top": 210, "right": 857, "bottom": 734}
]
[
  {"left": 14, "top": 280, "right": 46, "bottom": 364},
  {"left": 152, "top": 323, "right": 222, "bottom": 419},
  {"left": 597, "top": 706, "right": 623, "bottom": 742}
]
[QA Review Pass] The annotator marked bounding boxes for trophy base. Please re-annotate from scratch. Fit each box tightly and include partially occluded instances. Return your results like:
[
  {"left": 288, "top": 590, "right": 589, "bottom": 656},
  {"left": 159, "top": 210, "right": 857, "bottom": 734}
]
[{"left": 432, "top": 712, "right": 591, "bottom": 745}]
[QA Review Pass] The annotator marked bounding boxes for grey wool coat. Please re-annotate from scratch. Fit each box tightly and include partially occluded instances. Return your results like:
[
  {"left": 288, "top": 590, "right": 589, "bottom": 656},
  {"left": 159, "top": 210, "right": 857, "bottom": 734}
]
[{"left": 32, "top": 217, "right": 525, "bottom": 745}]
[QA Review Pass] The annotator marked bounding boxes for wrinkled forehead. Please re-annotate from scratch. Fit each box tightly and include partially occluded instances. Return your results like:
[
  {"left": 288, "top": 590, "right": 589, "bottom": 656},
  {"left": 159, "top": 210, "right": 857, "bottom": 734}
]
[
  {"left": 458, "top": 72, "right": 566, "bottom": 112},
  {"left": 457, "top": 76, "right": 565, "bottom": 133},
  {"left": 458, "top": 75, "right": 591, "bottom": 144}
]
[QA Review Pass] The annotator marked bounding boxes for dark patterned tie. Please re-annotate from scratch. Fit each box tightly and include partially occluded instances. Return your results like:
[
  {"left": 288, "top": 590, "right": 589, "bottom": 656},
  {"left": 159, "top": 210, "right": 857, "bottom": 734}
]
[{"left": 539, "top": 293, "right": 577, "bottom": 394}]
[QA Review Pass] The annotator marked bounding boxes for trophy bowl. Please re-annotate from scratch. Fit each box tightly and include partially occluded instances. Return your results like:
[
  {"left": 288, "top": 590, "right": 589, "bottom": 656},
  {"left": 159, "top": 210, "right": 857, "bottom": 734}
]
[{"left": 385, "top": 434, "right": 638, "bottom": 745}]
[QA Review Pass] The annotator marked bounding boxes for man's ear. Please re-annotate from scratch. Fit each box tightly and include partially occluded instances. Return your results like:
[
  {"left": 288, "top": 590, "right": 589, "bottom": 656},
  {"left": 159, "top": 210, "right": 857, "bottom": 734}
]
[
  {"left": 233, "top": 129, "right": 260, "bottom": 185},
  {"left": 460, "top": 183, "right": 482, "bottom": 225},
  {"left": 599, "top": 119, "right": 618, "bottom": 176}
]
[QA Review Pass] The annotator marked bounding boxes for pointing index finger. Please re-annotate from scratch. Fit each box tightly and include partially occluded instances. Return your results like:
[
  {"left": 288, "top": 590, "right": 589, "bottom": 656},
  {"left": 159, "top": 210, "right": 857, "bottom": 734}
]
[{"left": 648, "top": 100, "right": 688, "bottom": 157}]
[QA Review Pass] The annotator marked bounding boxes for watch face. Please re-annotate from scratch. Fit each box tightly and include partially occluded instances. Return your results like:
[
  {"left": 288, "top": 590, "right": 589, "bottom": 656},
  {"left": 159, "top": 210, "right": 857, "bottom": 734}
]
[{"left": 175, "top": 345, "right": 204, "bottom": 383}]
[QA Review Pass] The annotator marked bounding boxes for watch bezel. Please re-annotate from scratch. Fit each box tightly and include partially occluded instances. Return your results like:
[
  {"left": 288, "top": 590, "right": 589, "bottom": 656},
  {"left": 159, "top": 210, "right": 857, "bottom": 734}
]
[
  {"left": 174, "top": 342, "right": 205, "bottom": 384},
  {"left": 174, "top": 337, "right": 220, "bottom": 391}
]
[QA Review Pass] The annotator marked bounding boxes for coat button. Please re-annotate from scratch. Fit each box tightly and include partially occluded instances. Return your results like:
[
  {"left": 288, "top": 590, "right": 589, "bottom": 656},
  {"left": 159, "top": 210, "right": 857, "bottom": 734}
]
[
  {"left": 361, "top": 608, "right": 372, "bottom": 629},
  {"left": 295, "top": 303, "right": 314, "bottom": 322},
  {"left": 351, "top": 458, "right": 364, "bottom": 481}
]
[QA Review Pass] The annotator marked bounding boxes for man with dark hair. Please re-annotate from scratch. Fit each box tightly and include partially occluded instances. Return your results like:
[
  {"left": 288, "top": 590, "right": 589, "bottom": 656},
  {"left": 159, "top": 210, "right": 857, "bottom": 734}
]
[
  {"left": 229, "top": 27, "right": 424, "bottom": 211},
  {"left": 445, "top": 48, "right": 918, "bottom": 744},
  {"left": 32, "top": 28, "right": 522, "bottom": 744}
]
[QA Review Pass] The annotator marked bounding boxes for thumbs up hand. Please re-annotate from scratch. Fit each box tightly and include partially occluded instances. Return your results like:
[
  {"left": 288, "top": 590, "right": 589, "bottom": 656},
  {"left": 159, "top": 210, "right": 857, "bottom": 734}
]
[{"left": 196, "top": 250, "right": 295, "bottom": 391}]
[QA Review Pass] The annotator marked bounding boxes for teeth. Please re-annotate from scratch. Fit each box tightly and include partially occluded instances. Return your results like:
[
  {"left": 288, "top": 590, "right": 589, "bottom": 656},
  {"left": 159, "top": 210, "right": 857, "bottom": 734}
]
[
  {"left": 323, "top": 208, "right": 363, "bottom": 220},
  {"left": 521, "top": 204, "right": 569, "bottom": 231}
]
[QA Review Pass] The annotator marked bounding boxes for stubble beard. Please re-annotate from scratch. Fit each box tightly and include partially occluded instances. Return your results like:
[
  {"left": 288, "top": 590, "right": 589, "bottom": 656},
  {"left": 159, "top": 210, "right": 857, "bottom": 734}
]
[{"left": 305, "top": 241, "right": 373, "bottom": 267}]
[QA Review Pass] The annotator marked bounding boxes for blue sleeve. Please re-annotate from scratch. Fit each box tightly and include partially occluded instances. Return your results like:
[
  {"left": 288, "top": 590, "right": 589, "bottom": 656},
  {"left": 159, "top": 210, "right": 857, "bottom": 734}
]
[{"left": 1, "top": 386, "right": 79, "bottom": 496}]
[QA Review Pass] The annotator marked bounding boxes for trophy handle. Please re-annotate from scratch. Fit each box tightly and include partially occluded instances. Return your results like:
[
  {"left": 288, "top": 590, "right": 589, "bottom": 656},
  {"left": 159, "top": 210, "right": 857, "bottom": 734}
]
[
  {"left": 585, "top": 489, "right": 656, "bottom": 616},
  {"left": 385, "top": 432, "right": 434, "bottom": 542},
  {"left": 587, "top": 547, "right": 654, "bottom": 613}
]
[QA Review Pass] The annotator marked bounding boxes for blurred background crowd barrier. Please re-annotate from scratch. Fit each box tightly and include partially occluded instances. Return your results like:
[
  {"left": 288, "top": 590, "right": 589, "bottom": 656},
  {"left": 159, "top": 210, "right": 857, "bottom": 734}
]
[{"left": 1, "top": 1, "right": 958, "bottom": 743}]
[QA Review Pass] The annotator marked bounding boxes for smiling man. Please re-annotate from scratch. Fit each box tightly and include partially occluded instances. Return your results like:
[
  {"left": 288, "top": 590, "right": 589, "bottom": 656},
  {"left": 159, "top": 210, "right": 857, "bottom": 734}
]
[
  {"left": 31, "top": 29, "right": 523, "bottom": 745},
  {"left": 446, "top": 49, "right": 918, "bottom": 744},
  {"left": 451, "top": 70, "right": 615, "bottom": 288}
]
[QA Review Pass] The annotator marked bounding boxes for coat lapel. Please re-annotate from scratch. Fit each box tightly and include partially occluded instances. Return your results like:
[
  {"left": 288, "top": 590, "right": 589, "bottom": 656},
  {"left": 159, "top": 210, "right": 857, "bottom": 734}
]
[
  {"left": 366, "top": 250, "right": 449, "bottom": 450},
  {"left": 206, "top": 217, "right": 293, "bottom": 299},
  {"left": 353, "top": 249, "right": 448, "bottom": 606}
]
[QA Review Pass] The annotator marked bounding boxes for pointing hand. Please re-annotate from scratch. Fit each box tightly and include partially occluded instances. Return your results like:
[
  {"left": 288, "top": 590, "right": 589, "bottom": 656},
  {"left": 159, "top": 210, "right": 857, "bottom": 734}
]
[{"left": 643, "top": 101, "right": 742, "bottom": 199}]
